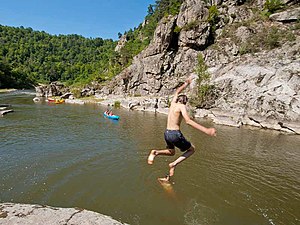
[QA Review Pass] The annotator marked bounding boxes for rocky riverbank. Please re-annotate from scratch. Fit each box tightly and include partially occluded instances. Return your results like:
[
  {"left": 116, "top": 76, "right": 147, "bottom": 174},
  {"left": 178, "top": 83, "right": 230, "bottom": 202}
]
[
  {"left": 97, "top": 95, "right": 300, "bottom": 134},
  {"left": 33, "top": 83, "right": 300, "bottom": 134},
  {"left": 0, "top": 203, "right": 128, "bottom": 225}
]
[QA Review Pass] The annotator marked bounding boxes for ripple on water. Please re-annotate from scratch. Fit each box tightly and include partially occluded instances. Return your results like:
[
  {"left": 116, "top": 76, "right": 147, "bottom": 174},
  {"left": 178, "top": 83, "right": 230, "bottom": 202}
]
[{"left": 184, "top": 199, "right": 219, "bottom": 225}]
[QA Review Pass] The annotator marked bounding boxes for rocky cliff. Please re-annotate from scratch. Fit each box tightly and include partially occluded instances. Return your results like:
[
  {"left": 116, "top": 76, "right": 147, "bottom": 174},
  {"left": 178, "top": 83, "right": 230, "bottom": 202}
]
[{"left": 96, "top": 0, "right": 300, "bottom": 133}]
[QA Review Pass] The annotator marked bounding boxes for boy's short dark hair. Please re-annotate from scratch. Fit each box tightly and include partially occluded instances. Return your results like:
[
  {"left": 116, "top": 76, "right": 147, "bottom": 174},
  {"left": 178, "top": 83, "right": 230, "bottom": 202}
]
[{"left": 176, "top": 94, "right": 188, "bottom": 105}]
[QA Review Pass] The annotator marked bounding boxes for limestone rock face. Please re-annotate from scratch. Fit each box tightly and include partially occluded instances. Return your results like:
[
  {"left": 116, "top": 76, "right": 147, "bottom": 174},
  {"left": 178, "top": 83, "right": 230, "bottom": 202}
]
[
  {"left": 177, "top": 0, "right": 210, "bottom": 49},
  {"left": 35, "top": 82, "right": 69, "bottom": 97},
  {"left": 208, "top": 39, "right": 300, "bottom": 130},
  {"left": 115, "top": 35, "right": 127, "bottom": 52},
  {"left": 96, "top": 8, "right": 201, "bottom": 97},
  {"left": 99, "top": 14, "right": 189, "bottom": 97},
  {"left": 144, "top": 15, "right": 178, "bottom": 56}
]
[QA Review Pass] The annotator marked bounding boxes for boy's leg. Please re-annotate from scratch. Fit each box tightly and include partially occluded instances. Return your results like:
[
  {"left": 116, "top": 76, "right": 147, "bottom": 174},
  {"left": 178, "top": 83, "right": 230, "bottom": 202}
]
[
  {"left": 158, "top": 145, "right": 195, "bottom": 182},
  {"left": 147, "top": 148, "right": 175, "bottom": 164}
]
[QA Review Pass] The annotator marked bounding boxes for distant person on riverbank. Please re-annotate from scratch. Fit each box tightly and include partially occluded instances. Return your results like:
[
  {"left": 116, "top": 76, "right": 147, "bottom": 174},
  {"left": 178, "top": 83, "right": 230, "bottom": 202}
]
[
  {"left": 154, "top": 98, "right": 158, "bottom": 113},
  {"left": 147, "top": 76, "right": 216, "bottom": 183},
  {"left": 106, "top": 104, "right": 113, "bottom": 115}
]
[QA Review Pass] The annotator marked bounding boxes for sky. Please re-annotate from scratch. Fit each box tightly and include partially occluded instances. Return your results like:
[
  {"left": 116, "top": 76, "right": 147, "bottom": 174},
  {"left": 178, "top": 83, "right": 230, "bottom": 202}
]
[{"left": 0, "top": 0, "right": 155, "bottom": 40}]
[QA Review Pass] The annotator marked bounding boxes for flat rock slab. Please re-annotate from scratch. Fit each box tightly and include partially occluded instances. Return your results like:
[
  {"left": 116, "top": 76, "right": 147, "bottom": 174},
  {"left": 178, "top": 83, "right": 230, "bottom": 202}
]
[
  {"left": 0, "top": 110, "right": 13, "bottom": 116},
  {"left": 0, "top": 203, "right": 129, "bottom": 225}
]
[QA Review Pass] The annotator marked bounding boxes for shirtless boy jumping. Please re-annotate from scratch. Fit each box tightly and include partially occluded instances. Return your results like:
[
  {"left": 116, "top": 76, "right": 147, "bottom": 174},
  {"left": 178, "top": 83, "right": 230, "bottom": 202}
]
[{"left": 147, "top": 76, "right": 216, "bottom": 182}]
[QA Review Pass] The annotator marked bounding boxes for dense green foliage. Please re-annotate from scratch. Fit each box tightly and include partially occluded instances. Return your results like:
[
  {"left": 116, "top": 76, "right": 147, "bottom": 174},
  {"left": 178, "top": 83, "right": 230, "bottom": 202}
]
[
  {"left": 263, "top": 0, "right": 284, "bottom": 16},
  {"left": 0, "top": 60, "right": 33, "bottom": 88},
  {"left": 208, "top": 5, "right": 220, "bottom": 34},
  {"left": 0, "top": 25, "right": 118, "bottom": 87}
]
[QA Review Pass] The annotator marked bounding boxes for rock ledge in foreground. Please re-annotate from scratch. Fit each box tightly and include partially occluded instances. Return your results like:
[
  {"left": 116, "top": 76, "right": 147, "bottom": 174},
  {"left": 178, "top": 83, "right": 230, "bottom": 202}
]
[{"left": 0, "top": 203, "right": 129, "bottom": 225}]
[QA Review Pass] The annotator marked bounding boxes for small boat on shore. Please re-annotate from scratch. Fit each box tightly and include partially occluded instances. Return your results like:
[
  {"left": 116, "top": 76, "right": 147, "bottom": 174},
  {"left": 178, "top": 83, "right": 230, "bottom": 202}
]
[
  {"left": 54, "top": 99, "right": 65, "bottom": 104},
  {"left": 103, "top": 112, "right": 120, "bottom": 120},
  {"left": 47, "top": 98, "right": 65, "bottom": 104},
  {"left": 47, "top": 98, "right": 56, "bottom": 102}
]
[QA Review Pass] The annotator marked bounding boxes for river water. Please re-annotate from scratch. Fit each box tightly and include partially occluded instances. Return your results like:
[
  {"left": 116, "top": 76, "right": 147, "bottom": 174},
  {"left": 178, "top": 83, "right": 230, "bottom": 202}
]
[{"left": 0, "top": 91, "right": 299, "bottom": 225}]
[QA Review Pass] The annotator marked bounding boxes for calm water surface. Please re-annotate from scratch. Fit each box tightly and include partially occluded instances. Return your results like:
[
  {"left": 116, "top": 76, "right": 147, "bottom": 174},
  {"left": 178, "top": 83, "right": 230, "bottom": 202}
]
[{"left": 0, "top": 91, "right": 299, "bottom": 225}]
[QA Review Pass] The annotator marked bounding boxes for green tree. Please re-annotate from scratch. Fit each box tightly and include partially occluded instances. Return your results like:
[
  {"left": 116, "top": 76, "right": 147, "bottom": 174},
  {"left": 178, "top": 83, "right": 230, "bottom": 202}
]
[
  {"left": 264, "top": 0, "right": 284, "bottom": 15},
  {"left": 208, "top": 5, "right": 220, "bottom": 36},
  {"left": 190, "top": 54, "right": 215, "bottom": 108}
]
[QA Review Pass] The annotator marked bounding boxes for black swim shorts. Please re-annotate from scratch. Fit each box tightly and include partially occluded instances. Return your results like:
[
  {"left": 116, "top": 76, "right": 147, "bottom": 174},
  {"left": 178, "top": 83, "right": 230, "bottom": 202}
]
[{"left": 164, "top": 129, "right": 192, "bottom": 152}]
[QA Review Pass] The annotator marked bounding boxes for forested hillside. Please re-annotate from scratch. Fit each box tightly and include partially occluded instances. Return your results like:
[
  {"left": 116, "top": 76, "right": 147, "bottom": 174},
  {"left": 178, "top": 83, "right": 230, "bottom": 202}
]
[
  {"left": 0, "top": 26, "right": 117, "bottom": 88},
  {"left": 0, "top": 0, "right": 183, "bottom": 89}
]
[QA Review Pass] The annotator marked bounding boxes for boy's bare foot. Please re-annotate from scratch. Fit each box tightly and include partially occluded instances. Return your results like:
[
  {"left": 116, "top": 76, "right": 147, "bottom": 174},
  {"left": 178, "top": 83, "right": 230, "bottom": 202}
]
[
  {"left": 158, "top": 175, "right": 170, "bottom": 183},
  {"left": 169, "top": 162, "right": 176, "bottom": 177},
  {"left": 147, "top": 150, "right": 157, "bottom": 164}
]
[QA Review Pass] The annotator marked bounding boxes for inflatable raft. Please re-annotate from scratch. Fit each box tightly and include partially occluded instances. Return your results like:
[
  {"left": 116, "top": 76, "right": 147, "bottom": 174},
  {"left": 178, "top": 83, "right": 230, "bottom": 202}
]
[{"left": 103, "top": 112, "right": 120, "bottom": 120}]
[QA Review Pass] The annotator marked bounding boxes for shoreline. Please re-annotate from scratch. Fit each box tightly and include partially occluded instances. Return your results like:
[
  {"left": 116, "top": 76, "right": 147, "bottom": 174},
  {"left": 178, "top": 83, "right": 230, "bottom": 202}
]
[
  {"left": 44, "top": 93, "right": 299, "bottom": 135},
  {"left": 6, "top": 91, "right": 300, "bottom": 134},
  {"left": 0, "top": 89, "right": 17, "bottom": 93}
]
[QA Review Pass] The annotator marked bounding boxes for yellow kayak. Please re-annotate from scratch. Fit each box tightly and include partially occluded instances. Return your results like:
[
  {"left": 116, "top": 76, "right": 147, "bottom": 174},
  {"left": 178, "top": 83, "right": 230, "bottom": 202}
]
[{"left": 55, "top": 99, "right": 65, "bottom": 104}]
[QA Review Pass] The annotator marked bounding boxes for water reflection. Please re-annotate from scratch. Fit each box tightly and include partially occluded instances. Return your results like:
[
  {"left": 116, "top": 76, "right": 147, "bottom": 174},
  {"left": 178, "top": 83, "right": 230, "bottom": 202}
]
[{"left": 0, "top": 92, "right": 299, "bottom": 225}]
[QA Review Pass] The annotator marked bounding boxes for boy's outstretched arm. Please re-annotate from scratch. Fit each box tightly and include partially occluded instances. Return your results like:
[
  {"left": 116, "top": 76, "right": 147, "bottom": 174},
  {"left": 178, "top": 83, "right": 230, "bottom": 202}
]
[
  {"left": 172, "top": 76, "right": 193, "bottom": 103},
  {"left": 181, "top": 105, "right": 217, "bottom": 136}
]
